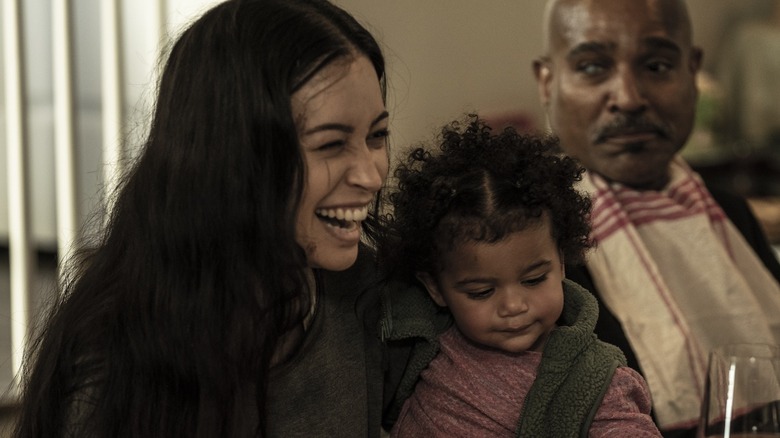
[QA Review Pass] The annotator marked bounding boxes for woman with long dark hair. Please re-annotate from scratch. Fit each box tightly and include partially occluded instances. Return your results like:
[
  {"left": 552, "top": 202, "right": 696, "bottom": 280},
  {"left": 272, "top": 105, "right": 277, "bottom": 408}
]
[{"left": 13, "top": 0, "right": 391, "bottom": 436}]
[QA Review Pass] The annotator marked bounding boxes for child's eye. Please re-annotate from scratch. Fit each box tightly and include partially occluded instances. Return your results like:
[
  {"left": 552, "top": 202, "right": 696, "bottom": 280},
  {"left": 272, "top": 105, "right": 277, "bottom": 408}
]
[
  {"left": 522, "top": 274, "right": 548, "bottom": 286},
  {"left": 467, "top": 289, "right": 494, "bottom": 300}
]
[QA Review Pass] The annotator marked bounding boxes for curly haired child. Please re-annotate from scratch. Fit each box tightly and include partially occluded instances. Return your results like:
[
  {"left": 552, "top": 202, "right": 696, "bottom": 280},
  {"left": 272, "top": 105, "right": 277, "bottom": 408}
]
[{"left": 380, "top": 116, "right": 660, "bottom": 437}]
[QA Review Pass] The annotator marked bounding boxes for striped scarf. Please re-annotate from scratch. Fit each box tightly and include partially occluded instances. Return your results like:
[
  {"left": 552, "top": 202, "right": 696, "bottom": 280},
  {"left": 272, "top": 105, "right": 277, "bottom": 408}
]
[{"left": 577, "top": 156, "right": 780, "bottom": 430}]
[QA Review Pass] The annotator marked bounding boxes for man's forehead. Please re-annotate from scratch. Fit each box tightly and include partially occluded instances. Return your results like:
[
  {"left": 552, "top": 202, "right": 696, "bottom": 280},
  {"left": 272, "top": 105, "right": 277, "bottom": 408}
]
[{"left": 545, "top": 0, "right": 690, "bottom": 54}]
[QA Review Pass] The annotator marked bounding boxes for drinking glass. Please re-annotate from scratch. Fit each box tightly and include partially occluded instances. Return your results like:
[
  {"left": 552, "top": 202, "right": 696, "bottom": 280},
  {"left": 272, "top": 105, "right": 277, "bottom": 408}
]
[{"left": 698, "top": 343, "right": 780, "bottom": 438}]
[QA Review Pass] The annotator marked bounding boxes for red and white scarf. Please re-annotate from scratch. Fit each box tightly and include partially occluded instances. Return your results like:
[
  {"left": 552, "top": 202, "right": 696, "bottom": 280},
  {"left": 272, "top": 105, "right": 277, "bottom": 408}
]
[{"left": 577, "top": 156, "right": 780, "bottom": 430}]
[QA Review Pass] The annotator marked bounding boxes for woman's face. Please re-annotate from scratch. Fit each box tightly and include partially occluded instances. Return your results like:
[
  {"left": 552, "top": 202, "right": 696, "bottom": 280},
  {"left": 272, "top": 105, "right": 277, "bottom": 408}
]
[{"left": 292, "top": 55, "right": 389, "bottom": 271}]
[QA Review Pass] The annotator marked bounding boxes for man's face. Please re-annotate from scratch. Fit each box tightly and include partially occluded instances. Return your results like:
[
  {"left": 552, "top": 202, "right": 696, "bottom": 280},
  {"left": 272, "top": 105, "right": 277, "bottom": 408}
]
[{"left": 534, "top": 0, "right": 702, "bottom": 190}]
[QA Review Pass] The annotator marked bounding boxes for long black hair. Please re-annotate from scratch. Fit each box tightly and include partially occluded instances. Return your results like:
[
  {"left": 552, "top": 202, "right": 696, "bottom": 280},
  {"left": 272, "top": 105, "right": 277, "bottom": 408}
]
[{"left": 13, "top": 0, "right": 385, "bottom": 436}]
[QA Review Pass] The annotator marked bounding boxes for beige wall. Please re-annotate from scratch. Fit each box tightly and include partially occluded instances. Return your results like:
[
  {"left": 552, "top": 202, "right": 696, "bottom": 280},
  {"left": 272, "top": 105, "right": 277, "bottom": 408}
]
[
  {"left": 332, "top": 0, "right": 772, "bottom": 161},
  {"left": 332, "top": 1, "right": 548, "bottom": 159},
  {"left": 0, "top": 0, "right": 771, "bottom": 246}
]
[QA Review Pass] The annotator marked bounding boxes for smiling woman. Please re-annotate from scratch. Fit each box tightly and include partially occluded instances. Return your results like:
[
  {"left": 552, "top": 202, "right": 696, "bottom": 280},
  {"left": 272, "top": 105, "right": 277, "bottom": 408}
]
[
  {"left": 12, "top": 0, "right": 394, "bottom": 437},
  {"left": 293, "top": 56, "right": 390, "bottom": 271}
]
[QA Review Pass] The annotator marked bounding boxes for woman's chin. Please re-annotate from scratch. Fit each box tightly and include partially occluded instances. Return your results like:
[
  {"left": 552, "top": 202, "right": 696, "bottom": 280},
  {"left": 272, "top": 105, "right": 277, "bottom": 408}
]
[{"left": 307, "top": 248, "right": 359, "bottom": 271}]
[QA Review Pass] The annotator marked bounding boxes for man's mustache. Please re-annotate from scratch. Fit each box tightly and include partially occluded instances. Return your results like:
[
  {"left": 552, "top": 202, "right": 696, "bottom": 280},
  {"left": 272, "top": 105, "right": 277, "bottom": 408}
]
[{"left": 594, "top": 116, "right": 672, "bottom": 144}]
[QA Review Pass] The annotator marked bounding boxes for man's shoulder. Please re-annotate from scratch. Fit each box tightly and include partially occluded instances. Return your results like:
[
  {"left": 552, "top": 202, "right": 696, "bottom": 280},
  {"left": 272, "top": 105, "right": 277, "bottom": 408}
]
[
  {"left": 706, "top": 185, "right": 750, "bottom": 215},
  {"left": 704, "top": 184, "right": 762, "bottom": 238}
]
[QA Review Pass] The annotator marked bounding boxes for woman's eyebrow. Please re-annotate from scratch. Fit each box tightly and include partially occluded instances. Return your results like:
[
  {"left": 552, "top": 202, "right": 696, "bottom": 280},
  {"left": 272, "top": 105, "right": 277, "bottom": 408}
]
[{"left": 303, "top": 110, "right": 389, "bottom": 135}]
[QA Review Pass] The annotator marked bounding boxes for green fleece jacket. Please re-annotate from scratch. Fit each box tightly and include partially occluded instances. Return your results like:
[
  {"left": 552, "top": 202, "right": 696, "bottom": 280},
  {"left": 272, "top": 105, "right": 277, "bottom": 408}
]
[{"left": 381, "top": 279, "right": 626, "bottom": 437}]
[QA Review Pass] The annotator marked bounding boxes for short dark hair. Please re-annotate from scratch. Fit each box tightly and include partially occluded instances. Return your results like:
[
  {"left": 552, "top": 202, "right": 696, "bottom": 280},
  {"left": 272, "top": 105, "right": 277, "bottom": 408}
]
[{"left": 382, "top": 116, "right": 592, "bottom": 282}]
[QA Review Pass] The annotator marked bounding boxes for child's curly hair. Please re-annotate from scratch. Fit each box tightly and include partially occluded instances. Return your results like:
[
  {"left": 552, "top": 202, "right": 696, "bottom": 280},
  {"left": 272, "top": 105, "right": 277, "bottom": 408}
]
[{"left": 380, "top": 115, "right": 592, "bottom": 282}]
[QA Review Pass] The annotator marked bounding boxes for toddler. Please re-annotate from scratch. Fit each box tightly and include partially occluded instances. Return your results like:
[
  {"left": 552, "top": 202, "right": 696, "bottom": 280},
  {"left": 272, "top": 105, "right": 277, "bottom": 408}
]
[{"left": 380, "top": 117, "right": 660, "bottom": 437}]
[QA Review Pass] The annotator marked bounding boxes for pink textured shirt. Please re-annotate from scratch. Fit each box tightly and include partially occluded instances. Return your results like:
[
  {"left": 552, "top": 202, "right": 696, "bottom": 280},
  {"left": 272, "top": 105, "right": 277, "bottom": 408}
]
[{"left": 390, "top": 327, "right": 660, "bottom": 437}]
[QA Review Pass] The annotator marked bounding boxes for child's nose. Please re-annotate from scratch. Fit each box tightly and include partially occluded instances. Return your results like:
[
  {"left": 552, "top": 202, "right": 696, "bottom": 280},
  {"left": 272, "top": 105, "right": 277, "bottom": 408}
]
[{"left": 497, "top": 288, "right": 529, "bottom": 317}]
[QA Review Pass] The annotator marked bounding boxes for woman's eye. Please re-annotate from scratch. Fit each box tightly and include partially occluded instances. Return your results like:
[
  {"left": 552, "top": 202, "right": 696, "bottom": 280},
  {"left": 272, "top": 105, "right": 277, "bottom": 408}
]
[
  {"left": 370, "top": 128, "right": 389, "bottom": 139},
  {"left": 367, "top": 129, "right": 389, "bottom": 149},
  {"left": 467, "top": 289, "right": 494, "bottom": 300},
  {"left": 316, "top": 140, "right": 345, "bottom": 152},
  {"left": 522, "top": 274, "right": 548, "bottom": 286}
]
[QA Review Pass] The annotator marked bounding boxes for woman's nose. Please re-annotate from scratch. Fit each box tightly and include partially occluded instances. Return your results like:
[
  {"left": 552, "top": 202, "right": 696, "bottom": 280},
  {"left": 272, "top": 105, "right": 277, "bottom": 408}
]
[{"left": 346, "top": 144, "right": 387, "bottom": 192}]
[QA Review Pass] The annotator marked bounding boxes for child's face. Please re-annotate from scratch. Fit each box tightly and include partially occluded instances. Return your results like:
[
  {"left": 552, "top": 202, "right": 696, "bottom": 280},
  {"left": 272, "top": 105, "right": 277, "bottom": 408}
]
[{"left": 419, "top": 219, "right": 564, "bottom": 353}]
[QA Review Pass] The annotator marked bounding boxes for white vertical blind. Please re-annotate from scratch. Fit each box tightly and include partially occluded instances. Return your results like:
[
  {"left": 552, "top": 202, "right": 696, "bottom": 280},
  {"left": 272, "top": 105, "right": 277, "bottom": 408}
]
[
  {"left": 101, "top": 0, "right": 125, "bottom": 214},
  {"left": 3, "top": 0, "right": 34, "bottom": 391},
  {"left": 155, "top": 0, "right": 169, "bottom": 56},
  {"left": 154, "top": 0, "right": 168, "bottom": 88},
  {"left": 1, "top": 0, "right": 216, "bottom": 399},
  {"left": 52, "top": 0, "right": 79, "bottom": 270}
]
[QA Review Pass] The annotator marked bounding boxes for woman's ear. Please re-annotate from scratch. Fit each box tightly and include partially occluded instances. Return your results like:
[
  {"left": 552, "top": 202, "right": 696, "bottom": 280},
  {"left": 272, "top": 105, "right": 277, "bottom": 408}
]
[{"left": 415, "top": 272, "right": 447, "bottom": 308}]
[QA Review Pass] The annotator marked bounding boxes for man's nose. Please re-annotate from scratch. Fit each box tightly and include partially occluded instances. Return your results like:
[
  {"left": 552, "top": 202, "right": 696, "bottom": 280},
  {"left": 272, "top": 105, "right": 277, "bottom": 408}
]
[{"left": 608, "top": 66, "right": 648, "bottom": 115}]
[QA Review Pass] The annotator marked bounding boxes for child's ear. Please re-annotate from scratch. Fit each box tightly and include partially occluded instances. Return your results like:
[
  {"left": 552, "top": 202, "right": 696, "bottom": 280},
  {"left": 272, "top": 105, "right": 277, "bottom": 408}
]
[
  {"left": 559, "top": 250, "right": 565, "bottom": 277},
  {"left": 415, "top": 272, "right": 447, "bottom": 308}
]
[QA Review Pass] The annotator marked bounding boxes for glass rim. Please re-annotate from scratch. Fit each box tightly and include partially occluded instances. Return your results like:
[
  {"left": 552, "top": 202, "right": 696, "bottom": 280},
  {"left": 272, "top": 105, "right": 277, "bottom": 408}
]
[{"left": 710, "top": 343, "right": 780, "bottom": 360}]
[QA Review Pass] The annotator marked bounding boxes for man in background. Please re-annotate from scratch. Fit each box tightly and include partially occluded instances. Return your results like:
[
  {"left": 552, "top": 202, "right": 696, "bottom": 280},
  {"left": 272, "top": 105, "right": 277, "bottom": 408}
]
[{"left": 533, "top": 0, "right": 780, "bottom": 436}]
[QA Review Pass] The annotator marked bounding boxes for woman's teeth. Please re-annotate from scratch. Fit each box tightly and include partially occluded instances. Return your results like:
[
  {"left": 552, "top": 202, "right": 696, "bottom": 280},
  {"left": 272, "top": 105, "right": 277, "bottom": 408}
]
[{"left": 315, "top": 206, "right": 369, "bottom": 227}]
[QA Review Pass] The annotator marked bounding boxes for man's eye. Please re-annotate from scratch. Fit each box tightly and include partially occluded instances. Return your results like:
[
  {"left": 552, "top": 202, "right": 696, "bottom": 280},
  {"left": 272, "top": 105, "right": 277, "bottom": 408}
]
[
  {"left": 646, "top": 60, "right": 672, "bottom": 74},
  {"left": 577, "top": 62, "right": 607, "bottom": 76},
  {"left": 467, "top": 289, "right": 494, "bottom": 300}
]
